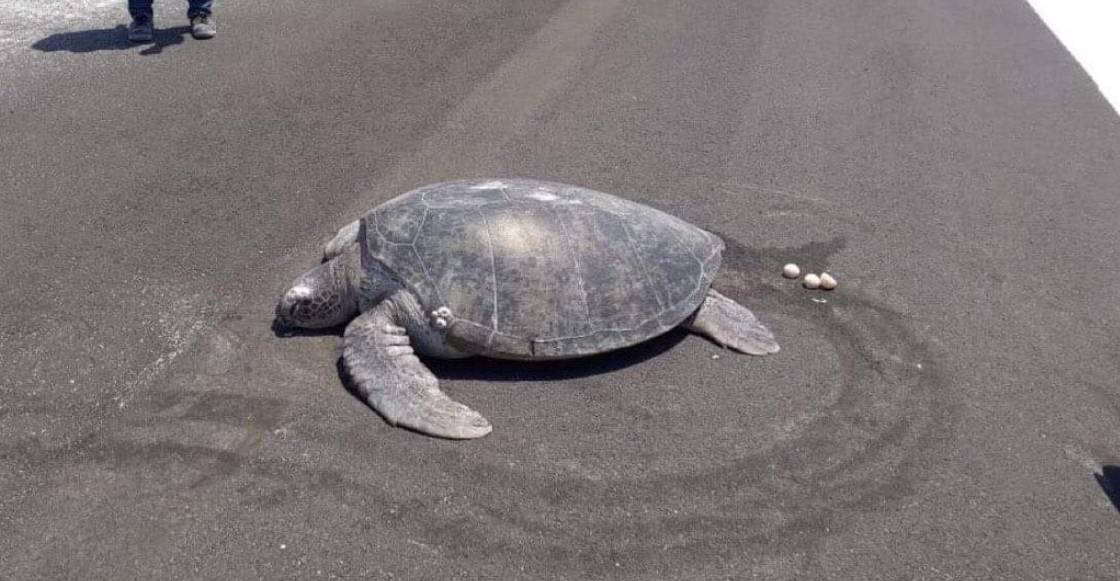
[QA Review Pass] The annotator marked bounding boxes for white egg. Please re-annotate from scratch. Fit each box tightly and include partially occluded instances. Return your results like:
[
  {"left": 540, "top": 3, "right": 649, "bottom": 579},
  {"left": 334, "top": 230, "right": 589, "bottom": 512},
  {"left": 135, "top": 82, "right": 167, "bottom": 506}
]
[
  {"left": 803, "top": 273, "right": 821, "bottom": 289},
  {"left": 819, "top": 273, "right": 838, "bottom": 290},
  {"left": 782, "top": 263, "right": 801, "bottom": 278}
]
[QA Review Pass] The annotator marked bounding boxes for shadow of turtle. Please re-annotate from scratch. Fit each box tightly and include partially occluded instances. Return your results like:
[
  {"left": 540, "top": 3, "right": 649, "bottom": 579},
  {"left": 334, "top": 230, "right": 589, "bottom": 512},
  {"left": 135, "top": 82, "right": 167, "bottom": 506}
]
[
  {"left": 32, "top": 25, "right": 190, "bottom": 56},
  {"left": 427, "top": 327, "right": 691, "bottom": 382},
  {"left": 270, "top": 317, "right": 344, "bottom": 339}
]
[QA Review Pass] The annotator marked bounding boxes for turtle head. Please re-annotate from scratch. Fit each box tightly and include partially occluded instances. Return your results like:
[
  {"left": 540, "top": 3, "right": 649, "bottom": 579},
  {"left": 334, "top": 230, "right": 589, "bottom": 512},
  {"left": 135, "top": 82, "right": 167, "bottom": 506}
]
[{"left": 276, "top": 249, "right": 361, "bottom": 329}]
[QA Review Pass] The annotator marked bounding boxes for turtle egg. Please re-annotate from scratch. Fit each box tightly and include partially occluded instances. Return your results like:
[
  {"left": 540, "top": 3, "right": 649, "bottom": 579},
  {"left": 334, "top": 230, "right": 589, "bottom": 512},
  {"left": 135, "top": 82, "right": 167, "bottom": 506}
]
[
  {"left": 433, "top": 317, "right": 449, "bottom": 329},
  {"left": 782, "top": 263, "right": 801, "bottom": 278},
  {"left": 803, "top": 273, "right": 821, "bottom": 289},
  {"left": 819, "top": 273, "right": 838, "bottom": 290}
]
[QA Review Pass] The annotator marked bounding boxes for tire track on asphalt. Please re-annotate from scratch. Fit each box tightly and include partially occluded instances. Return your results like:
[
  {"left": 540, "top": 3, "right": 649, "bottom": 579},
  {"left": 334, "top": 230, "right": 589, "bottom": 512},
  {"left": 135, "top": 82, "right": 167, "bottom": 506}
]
[{"left": 349, "top": 0, "right": 625, "bottom": 218}]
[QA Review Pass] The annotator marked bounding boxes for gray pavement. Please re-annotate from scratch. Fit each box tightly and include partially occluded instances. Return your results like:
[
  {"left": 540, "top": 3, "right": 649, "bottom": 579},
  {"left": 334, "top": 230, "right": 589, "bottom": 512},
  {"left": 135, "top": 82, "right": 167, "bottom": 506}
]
[{"left": 2, "top": 0, "right": 1119, "bottom": 579}]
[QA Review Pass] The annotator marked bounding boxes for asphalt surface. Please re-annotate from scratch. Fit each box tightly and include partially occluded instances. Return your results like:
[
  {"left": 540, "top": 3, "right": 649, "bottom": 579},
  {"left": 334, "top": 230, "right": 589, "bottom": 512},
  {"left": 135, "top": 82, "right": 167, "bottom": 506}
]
[{"left": 2, "top": 0, "right": 1119, "bottom": 579}]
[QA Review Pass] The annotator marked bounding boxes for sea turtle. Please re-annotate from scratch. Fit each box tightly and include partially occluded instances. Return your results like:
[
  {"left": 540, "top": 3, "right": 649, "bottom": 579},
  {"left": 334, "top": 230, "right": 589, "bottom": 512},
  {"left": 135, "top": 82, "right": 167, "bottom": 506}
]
[{"left": 276, "top": 179, "right": 779, "bottom": 439}]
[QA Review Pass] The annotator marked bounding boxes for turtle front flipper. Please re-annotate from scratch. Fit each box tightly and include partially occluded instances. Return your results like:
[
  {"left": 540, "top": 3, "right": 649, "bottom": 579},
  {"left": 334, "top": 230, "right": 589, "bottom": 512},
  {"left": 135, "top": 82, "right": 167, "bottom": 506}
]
[
  {"left": 323, "top": 219, "right": 361, "bottom": 260},
  {"left": 343, "top": 301, "right": 493, "bottom": 439},
  {"left": 685, "top": 289, "right": 780, "bottom": 356}
]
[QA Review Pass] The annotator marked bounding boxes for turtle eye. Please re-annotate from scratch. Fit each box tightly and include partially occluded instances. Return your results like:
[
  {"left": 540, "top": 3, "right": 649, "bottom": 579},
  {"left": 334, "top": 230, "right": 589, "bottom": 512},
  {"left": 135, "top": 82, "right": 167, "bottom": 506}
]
[
  {"left": 277, "top": 293, "right": 310, "bottom": 326},
  {"left": 292, "top": 297, "right": 316, "bottom": 316}
]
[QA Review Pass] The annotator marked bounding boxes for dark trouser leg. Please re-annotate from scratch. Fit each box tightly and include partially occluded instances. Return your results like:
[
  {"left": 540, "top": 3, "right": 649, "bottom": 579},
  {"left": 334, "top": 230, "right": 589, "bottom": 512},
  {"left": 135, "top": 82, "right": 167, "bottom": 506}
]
[
  {"left": 129, "top": 0, "right": 154, "bottom": 20},
  {"left": 188, "top": 0, "right": 214, "bottom": 18}
]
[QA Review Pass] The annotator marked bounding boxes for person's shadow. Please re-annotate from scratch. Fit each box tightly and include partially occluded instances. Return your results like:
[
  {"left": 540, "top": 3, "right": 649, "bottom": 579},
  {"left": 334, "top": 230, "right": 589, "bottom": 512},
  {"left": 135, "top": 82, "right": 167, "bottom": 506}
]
[
  {"left": 1095, "top": 465, "right": 1120, "bottom": 513},
  {"left": 32, "top": 25, "right": 191, "bottom": 56}
]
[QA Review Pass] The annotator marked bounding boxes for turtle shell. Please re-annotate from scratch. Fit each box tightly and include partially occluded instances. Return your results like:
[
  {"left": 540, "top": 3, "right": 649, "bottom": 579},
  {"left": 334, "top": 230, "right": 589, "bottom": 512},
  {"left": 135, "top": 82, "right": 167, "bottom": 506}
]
[{"left": 359, "top": 179, "right": 723, "bottom": 359}]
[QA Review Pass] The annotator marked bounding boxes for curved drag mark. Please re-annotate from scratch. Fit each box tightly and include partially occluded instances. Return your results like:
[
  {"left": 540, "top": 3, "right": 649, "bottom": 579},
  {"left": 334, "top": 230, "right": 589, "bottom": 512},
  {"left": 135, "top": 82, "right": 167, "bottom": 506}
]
[
  {"left": 357, "top": 235, "right": 954, "bottom": 578},
  {"left": 243, "top": 233, "right": 955, "bottom": 579}
]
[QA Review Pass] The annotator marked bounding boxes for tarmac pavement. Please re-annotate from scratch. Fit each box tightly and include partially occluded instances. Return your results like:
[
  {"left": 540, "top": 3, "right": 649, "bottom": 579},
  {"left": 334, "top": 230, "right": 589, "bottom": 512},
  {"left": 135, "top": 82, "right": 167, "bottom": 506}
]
[{"left": 1, "top": 0, "right": 1119, "bottom": 579}]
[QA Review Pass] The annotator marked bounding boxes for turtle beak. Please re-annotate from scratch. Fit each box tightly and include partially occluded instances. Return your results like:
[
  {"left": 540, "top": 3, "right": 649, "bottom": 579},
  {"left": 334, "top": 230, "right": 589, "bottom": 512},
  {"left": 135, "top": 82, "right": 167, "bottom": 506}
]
[
  {"left": 273, "top": 302, "right": 296, "bottom": 333},
  {"left": 275, "top": 282, "right": 314, "bottom": 328},
  {"left": 276, "top": 254, "right": 360, "bottom": 330},
  {"left": 274, "top": 301, "right": 297, "bottom": 328}
]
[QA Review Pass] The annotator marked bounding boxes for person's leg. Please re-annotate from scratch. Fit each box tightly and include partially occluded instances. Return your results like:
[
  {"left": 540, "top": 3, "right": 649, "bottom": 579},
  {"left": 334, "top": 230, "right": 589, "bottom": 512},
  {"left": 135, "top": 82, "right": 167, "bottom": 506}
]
[
  {"left": 187, "top": 0, "right": 213, "bottom": 18},
  {"left": 188, "top": 0, "right": 216, "bottom": 39},
  {"left": 128, "top": 0, "right": 153, "bottom": 20},
  {"left": 127, "top": 0, "right": 154, "bottom": 42}
]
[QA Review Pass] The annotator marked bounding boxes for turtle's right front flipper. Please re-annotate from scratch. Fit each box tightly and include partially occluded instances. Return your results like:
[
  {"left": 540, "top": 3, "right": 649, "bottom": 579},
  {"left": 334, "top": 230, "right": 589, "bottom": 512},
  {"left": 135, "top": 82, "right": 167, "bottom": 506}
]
[{"left": 343, "top": 301, "right": 493, "bottom": 439}]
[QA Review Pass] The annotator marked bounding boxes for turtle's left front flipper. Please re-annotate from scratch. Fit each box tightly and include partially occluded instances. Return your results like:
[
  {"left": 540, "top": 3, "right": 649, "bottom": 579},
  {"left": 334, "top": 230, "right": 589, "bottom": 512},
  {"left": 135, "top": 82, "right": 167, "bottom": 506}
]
[
  {"left": 343, "top": 303, "right": 493, "bottom": 439},
  {"left": 323, "top": 219, "right": 361, "bottom": 260},
  {"left": 685, "top": 289, "right": 780, "bottom": 355}
]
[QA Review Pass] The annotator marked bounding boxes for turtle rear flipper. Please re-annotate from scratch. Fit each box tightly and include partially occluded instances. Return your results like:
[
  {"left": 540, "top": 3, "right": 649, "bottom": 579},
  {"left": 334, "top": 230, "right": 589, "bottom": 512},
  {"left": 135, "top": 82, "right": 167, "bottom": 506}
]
[
  {"left": 343, "top": 298, "right": 493, "bottom": 439},
  {"left": 685, "top": 289, "right": 779, "bottom": 356}
]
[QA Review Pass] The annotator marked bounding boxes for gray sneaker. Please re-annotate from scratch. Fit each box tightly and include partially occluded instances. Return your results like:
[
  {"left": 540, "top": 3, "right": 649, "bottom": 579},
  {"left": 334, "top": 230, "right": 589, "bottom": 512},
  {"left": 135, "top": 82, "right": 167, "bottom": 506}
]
[
  {"left": 127, "top": 16, "right": 154, "bottom": 43},
  {"left": 190, "top": 15, "right": 217, "bottom": 39}
]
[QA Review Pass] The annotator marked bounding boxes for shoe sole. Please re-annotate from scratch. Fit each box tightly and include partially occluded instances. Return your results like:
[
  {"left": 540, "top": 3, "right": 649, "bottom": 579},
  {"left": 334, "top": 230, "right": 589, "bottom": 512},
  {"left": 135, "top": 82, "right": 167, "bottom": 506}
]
[{"left": 128, "top": 23, "right": 153, "bottom": 43}]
